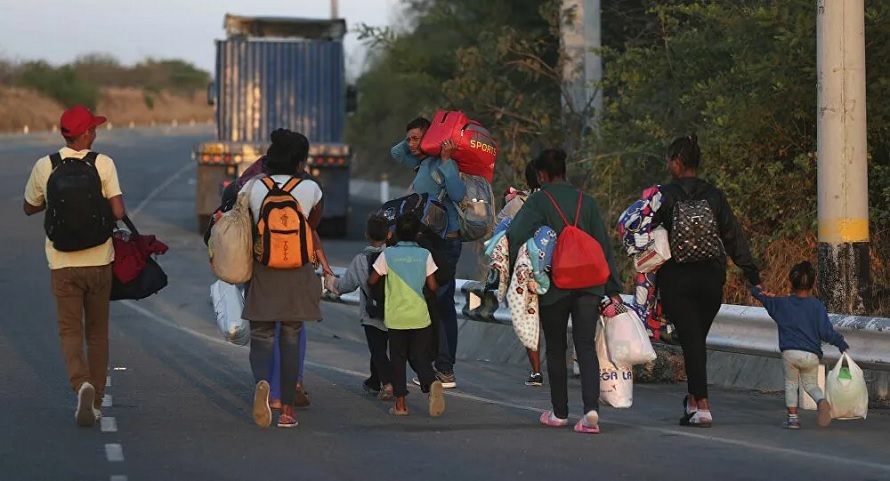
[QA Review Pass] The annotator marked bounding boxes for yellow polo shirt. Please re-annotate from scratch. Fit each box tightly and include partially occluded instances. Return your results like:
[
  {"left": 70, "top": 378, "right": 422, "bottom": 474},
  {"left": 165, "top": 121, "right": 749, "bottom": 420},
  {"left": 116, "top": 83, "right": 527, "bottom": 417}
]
[{"left": 24, "top": 147, "right": 123, "bottom": 270}]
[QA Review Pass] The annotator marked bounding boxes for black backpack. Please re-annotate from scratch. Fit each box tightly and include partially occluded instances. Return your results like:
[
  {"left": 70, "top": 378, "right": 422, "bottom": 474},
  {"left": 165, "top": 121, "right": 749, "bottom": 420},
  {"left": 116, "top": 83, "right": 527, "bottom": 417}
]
[
  {"left": 667, "top": 185, "right": 725, "bottom": 263},
  {"left": 44, "top": 152, "right": 113, "bottom": 252},
  {"left": 365, "top": 251, "right": 386, "bottom": 319}
]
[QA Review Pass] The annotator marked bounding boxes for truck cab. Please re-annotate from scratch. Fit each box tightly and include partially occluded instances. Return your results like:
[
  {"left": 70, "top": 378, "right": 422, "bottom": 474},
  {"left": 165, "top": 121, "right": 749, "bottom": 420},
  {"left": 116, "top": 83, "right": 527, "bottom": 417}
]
[{"left": 195, "top": 14, "right": 357, "bottom": 237}]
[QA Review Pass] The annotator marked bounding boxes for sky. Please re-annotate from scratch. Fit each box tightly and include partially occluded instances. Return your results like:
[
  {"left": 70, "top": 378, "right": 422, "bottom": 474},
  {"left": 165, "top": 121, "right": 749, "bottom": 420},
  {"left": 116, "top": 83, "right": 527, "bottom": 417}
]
[{"left": 0, "top": 0, "right": 404, "bottom": 78}]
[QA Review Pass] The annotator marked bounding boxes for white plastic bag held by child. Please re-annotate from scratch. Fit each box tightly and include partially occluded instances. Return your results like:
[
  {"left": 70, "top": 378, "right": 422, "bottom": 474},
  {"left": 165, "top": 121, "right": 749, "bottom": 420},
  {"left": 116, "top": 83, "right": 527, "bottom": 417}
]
[
  {"left": 825, "top": 353, "right": 868, "bottom": 420},
  {"left": 604, "top": 303, "right": 657, "bottom": 366},
  {"left": 596, "top": 317, "right": 633, "bottom": 408},
  {"left": 210, "top": 280, "right": 250, "bottom": 346}
]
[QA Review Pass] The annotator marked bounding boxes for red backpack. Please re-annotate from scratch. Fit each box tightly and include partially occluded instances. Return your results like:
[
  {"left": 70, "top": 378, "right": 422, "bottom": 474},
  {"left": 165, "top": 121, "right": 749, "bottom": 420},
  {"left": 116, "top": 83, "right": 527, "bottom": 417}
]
[{"left": 543, "top": 190, "right": 611, "bottom": 289}]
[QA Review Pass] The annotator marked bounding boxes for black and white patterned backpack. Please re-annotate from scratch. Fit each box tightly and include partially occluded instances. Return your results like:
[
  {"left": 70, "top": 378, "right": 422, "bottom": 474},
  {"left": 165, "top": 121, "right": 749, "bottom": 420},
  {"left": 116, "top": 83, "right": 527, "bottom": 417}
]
[{"left": 667, "top": 186, "right": 725, "bottom": 263}]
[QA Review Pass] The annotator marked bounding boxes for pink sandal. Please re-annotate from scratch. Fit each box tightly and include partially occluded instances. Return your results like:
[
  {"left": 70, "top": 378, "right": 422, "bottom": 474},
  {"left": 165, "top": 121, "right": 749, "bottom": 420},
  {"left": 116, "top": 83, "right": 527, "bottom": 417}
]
[
  {"left": 574, "top": 411, "right": 600, "bottom": 434},
  {"left": 539, "top": 410, "right": 569, "bottom": 427}
]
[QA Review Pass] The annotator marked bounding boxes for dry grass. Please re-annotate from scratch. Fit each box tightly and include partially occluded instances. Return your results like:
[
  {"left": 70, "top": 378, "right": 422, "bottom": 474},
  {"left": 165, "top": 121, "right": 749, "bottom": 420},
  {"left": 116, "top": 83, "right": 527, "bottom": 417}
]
[
  {"left": 0, "top": 86, "right": 213, "bottom": 133},
  {"left": 723, "top": 233, "right": 890, "bottom": 316}
]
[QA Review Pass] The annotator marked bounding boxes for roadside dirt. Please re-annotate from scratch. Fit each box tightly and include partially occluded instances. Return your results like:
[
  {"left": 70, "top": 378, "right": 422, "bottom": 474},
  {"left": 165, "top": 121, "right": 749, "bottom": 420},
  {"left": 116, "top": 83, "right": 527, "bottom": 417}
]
[{"left": 0, "top": 86, "right": 214, "bottom": 133}]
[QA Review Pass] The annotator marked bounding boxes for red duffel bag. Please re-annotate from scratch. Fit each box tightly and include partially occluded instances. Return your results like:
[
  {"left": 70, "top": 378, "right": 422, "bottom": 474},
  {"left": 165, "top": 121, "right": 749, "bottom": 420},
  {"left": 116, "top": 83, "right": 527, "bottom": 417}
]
[{"left": 420, "top": 110, "right": 498, "bottom": 182}]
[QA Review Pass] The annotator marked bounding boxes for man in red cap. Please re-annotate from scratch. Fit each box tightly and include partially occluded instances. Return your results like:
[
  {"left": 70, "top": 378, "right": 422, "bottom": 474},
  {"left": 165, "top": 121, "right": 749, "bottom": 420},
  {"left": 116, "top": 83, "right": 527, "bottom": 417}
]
[{"left": 22, "top": 105, "right": 127, "bottom": 427}]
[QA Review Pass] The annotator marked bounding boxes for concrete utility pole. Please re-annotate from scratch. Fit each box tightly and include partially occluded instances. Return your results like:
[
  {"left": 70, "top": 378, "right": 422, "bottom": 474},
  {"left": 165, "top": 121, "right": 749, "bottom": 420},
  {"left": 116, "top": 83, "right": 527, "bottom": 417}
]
[
  {"left": 331, "top": 0, "right": 339, "bottom": 19},
  {"left": 559, "top": 0, "right": 602, "bottom": 153},
  {"left": 816, "top": 0, "right": 871, "bottom": 315}
]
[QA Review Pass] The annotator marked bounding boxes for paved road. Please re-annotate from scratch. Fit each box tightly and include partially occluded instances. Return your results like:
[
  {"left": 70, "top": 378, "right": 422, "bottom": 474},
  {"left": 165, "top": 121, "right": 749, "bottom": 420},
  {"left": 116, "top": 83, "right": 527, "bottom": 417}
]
[{"left": 0, "top": 128, "right": 888, "bottom": 481}]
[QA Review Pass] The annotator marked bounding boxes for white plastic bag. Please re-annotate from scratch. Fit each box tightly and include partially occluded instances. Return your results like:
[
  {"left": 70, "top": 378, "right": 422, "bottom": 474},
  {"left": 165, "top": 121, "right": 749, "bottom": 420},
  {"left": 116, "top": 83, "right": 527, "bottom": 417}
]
[
  {"left": 596, "top": 317, "right": 633, "bottom": 408},
  {"left": 634, "top": 226, "right": 671, "bottom": 273},
  {"left": 604, "top": 309, "right": 657, "bottom": 366},
  {"left": 825, "top": 353, "right": 868, "bottom": 420},
  {"left": 210, "top": 280, "right": 250, "bottom": 346}
]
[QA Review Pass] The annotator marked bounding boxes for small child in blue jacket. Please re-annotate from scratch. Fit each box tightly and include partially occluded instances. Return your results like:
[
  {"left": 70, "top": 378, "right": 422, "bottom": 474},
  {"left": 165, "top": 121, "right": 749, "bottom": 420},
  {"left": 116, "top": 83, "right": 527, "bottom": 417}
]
[{"left": 752, "top": 261, "right": 849, "bottom": 430}]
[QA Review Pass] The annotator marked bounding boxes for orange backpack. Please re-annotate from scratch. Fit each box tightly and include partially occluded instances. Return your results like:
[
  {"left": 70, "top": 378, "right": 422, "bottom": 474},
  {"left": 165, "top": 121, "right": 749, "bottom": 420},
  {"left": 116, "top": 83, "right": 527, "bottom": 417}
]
[{"left": 254, "top": 176, "right": 315, "bottom": 269}]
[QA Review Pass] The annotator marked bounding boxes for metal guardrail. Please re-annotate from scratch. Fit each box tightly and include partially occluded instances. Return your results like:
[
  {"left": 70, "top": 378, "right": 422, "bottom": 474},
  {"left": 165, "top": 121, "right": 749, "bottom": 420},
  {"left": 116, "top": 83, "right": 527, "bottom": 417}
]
[{"left": 320, "top": 267, "right": 890, "bottom": 372}]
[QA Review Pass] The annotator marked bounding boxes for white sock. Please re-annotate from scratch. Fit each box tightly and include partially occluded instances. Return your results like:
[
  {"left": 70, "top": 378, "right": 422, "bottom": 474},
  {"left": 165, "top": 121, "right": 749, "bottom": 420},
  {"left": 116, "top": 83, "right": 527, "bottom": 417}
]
[{"left": 694, "top": 409, "right": 712, "bottom": 422}]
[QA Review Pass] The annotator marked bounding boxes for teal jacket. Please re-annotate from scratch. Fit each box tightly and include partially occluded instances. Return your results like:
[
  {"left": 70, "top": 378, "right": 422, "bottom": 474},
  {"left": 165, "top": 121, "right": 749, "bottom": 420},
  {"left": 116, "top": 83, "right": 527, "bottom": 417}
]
[
  {"left": 506, "top": 181, "right": 623, "bottom": 306},
  {"left": 391, "top": 140, "right": 467, "bottom": 233}
]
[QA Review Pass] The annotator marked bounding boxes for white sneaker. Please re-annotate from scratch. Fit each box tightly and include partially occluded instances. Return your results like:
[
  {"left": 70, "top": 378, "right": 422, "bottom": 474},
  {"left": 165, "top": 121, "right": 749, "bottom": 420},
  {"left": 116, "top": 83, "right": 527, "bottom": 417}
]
[{"left": 75, "top": 382, "right": 96, "bottom": 427}]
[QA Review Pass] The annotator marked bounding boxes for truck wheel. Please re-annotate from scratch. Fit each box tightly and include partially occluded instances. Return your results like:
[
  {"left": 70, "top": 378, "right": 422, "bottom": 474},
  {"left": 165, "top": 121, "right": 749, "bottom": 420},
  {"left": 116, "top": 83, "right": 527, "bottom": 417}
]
[
  {"left": 198, "top": 214, "right": 212, "bottom": 236},
  {"left": 318, "top": 216, "right": 348, "bottom": 239}
]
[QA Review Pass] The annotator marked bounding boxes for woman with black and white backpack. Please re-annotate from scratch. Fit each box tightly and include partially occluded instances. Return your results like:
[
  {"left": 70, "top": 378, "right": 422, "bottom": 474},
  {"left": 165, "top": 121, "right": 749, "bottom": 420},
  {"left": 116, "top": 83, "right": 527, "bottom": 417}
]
[{"left": 652, "top": 134, "right": 763, "bottom": 428}]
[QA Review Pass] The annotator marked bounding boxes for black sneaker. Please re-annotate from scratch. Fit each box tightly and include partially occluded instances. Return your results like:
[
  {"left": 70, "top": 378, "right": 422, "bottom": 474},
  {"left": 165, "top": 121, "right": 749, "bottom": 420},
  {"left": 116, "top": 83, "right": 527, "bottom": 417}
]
[
  {"left": 525, "top": 372, "right": 543, "bottom": 386},
  {"left": 435, "top": 371, "right": 457, "bottom": 389}
]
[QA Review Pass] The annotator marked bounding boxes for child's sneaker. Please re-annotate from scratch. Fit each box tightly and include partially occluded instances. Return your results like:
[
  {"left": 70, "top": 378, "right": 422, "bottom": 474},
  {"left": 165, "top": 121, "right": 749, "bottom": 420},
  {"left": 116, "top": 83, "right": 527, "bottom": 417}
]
[
  {"left": 783, "top": 414, "right": 801, "bottom": 430},
  {"left": 574, "top": 410, "right": 600, "bottom": 434},
  {"left": 817, "top": 399, "right": 832, "bottom": 427},
  {"left": 539, "top": 410, "right": 569, "bottom": 427},
  {"left": 379, "top": 384, "right": 394, "bottom": 401},
  {"left": 428, "top": 380, "right": 445, "bottom": 417},
  {"left": 525, "top": 372, "right": 544, "bottom": 386},
  {"left": 362, "top": 381, "right": 380, "bottom": 398},
  {"left": 390, "top": 396, "right": 409, "bottom": 416},
  {"left": 277, "top": 405, "right": 298, "bottom": 428}
]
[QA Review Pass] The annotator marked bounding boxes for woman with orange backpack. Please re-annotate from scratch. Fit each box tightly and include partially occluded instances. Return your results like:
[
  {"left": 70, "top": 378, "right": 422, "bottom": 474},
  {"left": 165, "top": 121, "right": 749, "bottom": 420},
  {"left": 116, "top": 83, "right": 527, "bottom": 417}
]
[{"left": 238, "top": 128, "right": 332, "bottom": 428}]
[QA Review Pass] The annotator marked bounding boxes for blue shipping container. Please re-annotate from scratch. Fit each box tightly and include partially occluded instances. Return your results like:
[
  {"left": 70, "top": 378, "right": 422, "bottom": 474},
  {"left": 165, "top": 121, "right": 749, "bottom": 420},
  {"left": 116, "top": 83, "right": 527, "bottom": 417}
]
[{"left": 215, "top": 38, "right": 346, "bottom": 144}]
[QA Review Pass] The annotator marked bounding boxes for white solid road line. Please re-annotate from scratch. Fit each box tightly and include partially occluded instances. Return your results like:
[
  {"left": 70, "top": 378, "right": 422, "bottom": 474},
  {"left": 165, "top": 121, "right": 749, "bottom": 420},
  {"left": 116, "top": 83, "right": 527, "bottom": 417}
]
[
  {"left": 105, "top": 444, "right": 125, "bottom": 462},
  {"left": 119, "top": 299, "right": 890, "bottom": 474}
]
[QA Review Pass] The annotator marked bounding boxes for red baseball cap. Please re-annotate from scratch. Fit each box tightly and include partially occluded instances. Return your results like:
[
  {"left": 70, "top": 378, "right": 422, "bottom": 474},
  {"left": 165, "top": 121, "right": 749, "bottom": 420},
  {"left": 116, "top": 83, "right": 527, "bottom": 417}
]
[{"left": 60, "top": 105, "right": 107, "bottom": 137}]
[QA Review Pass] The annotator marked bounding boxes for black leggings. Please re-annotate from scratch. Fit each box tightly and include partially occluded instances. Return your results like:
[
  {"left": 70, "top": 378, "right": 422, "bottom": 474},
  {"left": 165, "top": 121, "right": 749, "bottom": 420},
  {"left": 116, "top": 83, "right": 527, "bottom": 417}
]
[{"left": 659, "top": 272, "right": 723, "bottom": 400}]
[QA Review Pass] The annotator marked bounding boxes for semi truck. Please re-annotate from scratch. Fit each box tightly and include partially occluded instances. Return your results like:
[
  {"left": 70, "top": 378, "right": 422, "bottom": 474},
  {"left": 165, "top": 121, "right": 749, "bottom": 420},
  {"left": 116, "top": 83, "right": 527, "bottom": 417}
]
[{"left": 194, "top": 14, "right": 357, "bottom": 237}]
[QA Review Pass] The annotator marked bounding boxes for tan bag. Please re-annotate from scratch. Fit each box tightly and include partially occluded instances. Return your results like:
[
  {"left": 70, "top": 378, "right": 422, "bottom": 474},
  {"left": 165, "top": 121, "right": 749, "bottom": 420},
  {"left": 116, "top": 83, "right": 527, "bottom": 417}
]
[{"left": 209, "top": 180, "right": 255, "bottom": 284}]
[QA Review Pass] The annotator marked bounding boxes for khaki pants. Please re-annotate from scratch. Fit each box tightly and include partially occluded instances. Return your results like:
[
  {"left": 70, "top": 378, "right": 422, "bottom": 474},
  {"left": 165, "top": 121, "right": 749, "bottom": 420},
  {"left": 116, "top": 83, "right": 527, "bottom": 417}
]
[{"left": 50, "top": 265, "right": 112, "bottom": 407}]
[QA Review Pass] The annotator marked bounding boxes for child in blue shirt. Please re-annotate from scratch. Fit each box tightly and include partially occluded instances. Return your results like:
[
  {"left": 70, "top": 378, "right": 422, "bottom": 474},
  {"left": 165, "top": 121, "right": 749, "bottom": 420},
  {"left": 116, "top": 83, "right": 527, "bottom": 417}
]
[
  {"left": 328, "top": 214, "right": 394, "bottom": 400},
  {"left": 752, "top": 261, "right": 849, "bottom": 429}
]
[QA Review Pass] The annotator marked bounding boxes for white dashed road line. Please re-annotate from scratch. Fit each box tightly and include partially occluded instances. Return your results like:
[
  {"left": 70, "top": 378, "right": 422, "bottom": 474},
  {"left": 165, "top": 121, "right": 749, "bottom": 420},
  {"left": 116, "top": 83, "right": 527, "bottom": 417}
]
[
  {"left": 100, "top": 417, "right": 118, "bottom": 433},
  {"left": 102, "top": 394, "right": 112, "bottom": 408},
  {"left": 110, "top": 476, "right": 128, "bottom": 481},
  {"left": 105, "top": 444, "right": 125, "bottom": 462}
]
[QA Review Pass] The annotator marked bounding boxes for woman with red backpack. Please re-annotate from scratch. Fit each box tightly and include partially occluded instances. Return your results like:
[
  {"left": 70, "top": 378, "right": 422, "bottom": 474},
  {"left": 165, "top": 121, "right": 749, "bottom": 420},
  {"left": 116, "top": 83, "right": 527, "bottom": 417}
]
[{"left": 506, "top": 149, "right": 623, "bottom": 434}]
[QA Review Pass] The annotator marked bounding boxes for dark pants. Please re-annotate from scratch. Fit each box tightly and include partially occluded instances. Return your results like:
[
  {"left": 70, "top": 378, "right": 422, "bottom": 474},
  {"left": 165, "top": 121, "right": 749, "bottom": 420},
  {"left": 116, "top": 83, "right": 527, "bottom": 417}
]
[
  {"left": 659, "top": 270, "right": 724, "bottom": 400},
  {"left": 51, "top": 265, "right": 113, "bottom": 407},
  {"left": 540, "top": 293, "right": 601, "bottom": 419},
  {"left": 389, "top": 325, "right": 436, "bottom": 398},
  {"left": 364, "top": 325, "right": 393, "bottom": 390},
  {"left": 434, "top": 238, "right": 462, "bottom": 374},
  {"left": 249, "top": 321, "right": 303, "bottom": 406}
]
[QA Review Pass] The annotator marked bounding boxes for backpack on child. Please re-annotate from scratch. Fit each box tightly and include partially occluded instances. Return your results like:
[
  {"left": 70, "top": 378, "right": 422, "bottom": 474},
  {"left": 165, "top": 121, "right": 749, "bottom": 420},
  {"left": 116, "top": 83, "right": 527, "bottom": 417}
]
[
  {"left": 664, "top": 184, "right": 725, "bottom": 264},
  {"left": 44, "top": 152, "right": 114, "bottom": 252},
  {"left": 254, "top": 176, "right": 316, "bottom": 269},
  {"left": 543, "top": 190, "right": 611, "bottom": 290},
  {"left": 364, "top": 251, "right": 386, "bottom": 319}
]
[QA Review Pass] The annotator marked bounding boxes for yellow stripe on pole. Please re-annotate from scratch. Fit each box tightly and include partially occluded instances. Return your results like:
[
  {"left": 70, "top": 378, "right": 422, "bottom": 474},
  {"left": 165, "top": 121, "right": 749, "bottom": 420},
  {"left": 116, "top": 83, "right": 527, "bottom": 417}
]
[{"left": 818, "top": 218, "right": 869, "bottom": 243}]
